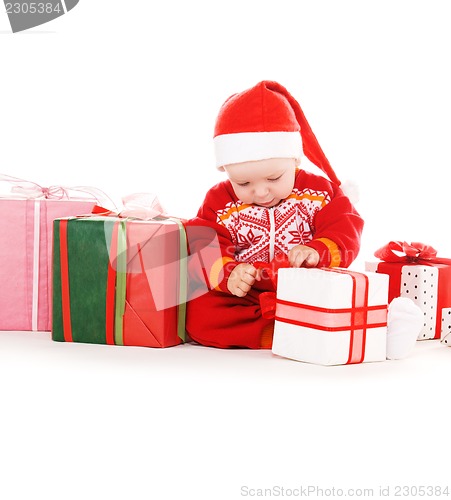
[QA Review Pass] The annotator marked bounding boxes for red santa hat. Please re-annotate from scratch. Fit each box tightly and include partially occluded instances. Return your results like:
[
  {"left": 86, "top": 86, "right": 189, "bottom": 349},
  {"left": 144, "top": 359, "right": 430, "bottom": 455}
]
[{"left": 213, "top": 80, "right": 341, "bottom": 186}]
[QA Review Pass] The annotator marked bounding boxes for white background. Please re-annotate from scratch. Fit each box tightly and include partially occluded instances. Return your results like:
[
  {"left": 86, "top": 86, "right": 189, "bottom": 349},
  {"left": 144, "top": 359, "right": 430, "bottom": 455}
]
[{"left": 1, "top": 2, "right": 450, "bottom": 499}]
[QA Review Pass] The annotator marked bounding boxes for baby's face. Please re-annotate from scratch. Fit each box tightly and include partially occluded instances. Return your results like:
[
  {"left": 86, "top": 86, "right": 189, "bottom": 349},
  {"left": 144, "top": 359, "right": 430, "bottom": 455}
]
[{"left": 224, "top": 158, "right": 297, "bottom": 207}]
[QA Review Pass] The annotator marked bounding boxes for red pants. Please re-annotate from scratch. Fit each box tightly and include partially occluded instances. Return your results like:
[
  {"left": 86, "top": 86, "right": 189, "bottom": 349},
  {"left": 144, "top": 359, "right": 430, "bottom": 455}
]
[{"left": 186, "top": 276, "right": 275, "bottom": 349}]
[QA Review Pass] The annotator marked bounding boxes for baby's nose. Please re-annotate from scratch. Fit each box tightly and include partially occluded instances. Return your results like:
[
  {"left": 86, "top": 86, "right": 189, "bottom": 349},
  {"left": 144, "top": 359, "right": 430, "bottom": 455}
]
[{"left": 255, "top": 184, "right": 269, "bottom": 197}]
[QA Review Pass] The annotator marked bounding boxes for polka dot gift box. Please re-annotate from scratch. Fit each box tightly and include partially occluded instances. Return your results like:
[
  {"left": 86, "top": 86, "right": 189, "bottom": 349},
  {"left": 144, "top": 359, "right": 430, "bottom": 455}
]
[
  {"left": 366, "top": 241, "right": 451, "bottom": 341},
  {"left": 441, "top": 331, "right": 451, "bottom": 347}
]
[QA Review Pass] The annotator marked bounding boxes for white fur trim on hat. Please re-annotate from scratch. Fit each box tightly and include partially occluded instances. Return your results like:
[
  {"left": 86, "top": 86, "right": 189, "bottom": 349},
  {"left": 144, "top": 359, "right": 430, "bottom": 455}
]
[{"left": 214, "top": 131, "right": 302, "bottom": 169}]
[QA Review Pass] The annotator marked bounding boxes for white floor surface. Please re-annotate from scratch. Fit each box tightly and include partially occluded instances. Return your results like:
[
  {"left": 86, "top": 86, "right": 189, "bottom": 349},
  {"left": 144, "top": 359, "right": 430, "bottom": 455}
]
[{"left": 1, "top": 330, "right": 450, "bottom": 500}]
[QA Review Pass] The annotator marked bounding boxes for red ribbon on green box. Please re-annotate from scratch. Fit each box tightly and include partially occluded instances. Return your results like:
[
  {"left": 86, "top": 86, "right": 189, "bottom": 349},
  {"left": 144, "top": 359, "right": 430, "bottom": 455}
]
[{"left": 55, "top": 215, "right": 187, "bottom": 346}]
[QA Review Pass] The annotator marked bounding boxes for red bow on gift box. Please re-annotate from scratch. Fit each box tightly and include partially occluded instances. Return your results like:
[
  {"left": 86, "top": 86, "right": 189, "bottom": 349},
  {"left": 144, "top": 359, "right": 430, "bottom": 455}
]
[
  {"left": 374, "top": 241, "right": 437, "bottom": 262},
  {"left": 374, "top": 241, "right": 451, "bottom": 265}
]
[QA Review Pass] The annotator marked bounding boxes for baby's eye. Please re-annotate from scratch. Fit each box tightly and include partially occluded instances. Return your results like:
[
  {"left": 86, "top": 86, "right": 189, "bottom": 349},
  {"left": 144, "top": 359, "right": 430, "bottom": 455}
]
[
  {"left": 268, "top": 175, "right": 282, "bottom": 182},
  {"left": 237, "top": 182, "right": 250, "bottom": 187}
]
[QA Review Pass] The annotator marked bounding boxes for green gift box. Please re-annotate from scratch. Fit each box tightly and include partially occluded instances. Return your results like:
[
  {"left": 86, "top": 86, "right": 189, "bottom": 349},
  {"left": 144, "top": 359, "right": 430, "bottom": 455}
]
[{"left": 52, "top": 215, "right": 187, "bottom": 347}]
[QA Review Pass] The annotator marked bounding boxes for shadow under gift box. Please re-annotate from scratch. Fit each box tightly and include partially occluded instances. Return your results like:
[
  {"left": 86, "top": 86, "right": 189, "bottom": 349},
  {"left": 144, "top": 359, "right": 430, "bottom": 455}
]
[
  {"left": 52, "top": 216, "right": 187, "bottom": 348},
  {"left": 0, "top": 198, "right": 96, "bottom": 331},
  {"left": 271, "top": 268, "right": 389, "bottom": 366}
]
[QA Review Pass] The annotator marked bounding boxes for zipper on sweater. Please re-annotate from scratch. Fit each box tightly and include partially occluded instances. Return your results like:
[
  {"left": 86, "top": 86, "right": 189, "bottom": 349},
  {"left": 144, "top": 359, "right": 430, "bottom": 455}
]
[{"left": 268, "top": 207, "right": 275, "bottom": 260}]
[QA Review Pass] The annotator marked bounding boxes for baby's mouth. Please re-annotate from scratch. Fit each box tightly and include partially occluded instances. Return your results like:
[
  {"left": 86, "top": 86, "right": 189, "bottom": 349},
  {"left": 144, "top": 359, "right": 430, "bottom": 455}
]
[{"left": 257, "top": 199, "right": 276, "bottom": 207}]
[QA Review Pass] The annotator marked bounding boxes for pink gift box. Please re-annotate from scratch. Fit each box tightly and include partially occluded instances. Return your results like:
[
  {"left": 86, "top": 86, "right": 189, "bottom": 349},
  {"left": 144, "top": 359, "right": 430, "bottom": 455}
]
[{"left": 0, "top": 198, "right": 96, "bottom": 331}]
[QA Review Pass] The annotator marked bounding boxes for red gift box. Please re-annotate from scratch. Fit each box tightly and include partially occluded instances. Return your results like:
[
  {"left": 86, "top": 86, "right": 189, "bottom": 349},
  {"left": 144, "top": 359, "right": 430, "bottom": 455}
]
[{"left": 366, "top": 241, "right": 451, "bottom": 340}]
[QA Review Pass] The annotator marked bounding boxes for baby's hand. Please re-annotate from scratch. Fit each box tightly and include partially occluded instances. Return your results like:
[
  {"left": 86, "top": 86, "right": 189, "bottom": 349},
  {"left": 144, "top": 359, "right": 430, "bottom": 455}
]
[
  {"left": 288, "top": 245, "right": 320, "bottom": 268},
  {"left": 227, "top": 263, "right": 259, "bottom": 297}
]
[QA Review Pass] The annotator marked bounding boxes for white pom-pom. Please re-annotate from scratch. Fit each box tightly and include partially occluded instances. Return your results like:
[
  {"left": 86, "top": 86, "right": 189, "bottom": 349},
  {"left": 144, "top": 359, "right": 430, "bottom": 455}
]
[
  {"left": 386, "top": 297, "right": 423, "bottom": 360},
  {"left": 340, "top": 179, "right": 360, "bottom": 204}
]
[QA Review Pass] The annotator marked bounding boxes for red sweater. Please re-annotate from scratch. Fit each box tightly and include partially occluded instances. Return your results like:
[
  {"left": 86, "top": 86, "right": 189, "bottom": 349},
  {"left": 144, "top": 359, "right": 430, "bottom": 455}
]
[{"left": 186, "top": 169, "right": 364, "bottom": 294}]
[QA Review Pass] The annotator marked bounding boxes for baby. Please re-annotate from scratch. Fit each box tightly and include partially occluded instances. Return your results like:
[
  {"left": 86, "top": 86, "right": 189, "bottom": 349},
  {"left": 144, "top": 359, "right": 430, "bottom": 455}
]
[{"left": 185, "top": 80, "right": 421, "bottom": 355}]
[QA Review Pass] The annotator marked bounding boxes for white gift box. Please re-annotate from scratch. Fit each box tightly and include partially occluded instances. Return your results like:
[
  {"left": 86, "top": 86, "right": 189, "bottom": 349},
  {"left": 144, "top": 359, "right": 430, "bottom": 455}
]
[
  {"left": 271, "top": 268, "right": 389, "bottom": 366},
  {"left": 366, "top": 261, "right": 451, "bottom": 340}
]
